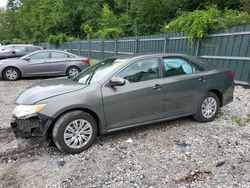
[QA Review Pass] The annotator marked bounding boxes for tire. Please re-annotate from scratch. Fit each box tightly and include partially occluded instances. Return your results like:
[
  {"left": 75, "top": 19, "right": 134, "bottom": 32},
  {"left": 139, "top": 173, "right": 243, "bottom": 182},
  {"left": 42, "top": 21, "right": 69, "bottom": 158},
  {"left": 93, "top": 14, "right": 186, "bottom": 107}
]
[
  {"left": 3, "top": 67, "right": 21, "bottom": 81},
  {"left": 194, "top": 92, "right": 219, "bottom": 122},
  {"left": 66, "top": 66, "right": 80, "bottom": 77},
  {"left": 52, "top": 111, "right": 97, "bottom": 154}
]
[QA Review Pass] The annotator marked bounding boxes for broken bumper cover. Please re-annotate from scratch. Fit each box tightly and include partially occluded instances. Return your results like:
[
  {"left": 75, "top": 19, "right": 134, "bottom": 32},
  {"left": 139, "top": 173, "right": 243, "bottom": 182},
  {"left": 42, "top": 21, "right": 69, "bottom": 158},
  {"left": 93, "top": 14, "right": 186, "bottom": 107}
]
[{"left": 10, "top": 114, "right": 53, "bottom": 139}]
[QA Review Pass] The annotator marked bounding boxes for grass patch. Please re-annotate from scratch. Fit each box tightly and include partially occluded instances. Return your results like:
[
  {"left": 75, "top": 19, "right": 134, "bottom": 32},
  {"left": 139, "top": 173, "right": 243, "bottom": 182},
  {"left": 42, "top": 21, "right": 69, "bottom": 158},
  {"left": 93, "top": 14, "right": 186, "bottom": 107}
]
[{"left": 231, "top": 114, "right": 250, "bottom": 127}]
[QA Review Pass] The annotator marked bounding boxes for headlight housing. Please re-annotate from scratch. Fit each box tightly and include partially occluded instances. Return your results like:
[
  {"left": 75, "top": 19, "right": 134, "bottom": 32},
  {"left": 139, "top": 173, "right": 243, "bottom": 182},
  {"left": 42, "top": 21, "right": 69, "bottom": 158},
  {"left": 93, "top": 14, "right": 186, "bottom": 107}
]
[{"left": 12, "top": 104, "right": 46, "bottom": 118}]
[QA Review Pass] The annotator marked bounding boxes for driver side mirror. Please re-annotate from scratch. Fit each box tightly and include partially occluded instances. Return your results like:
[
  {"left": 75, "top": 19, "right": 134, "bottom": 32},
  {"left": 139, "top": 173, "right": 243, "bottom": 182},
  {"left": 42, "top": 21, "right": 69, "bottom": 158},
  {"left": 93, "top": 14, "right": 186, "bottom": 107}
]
[
  {"left": 109, "top": 77, "right": 125, "bottom": 87},
  {"left": 24, "top": 57, "right": 31, "bottom": 61},
  {"left": 10, "top": 50, "right": 16, "bottom": 54}
]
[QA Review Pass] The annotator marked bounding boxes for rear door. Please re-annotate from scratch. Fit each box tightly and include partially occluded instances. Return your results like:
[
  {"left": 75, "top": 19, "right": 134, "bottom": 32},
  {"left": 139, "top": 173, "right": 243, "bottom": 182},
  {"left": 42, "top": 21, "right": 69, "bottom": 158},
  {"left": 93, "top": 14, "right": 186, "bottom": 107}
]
[
  {"left": 102, "top": 57, "right": 165, "bottom": 130},
  {"left": 22, "top": 51, "right": 51, "bottom": 76},
  {"left": 161, "top": 57, "right": 209, "bottom": 117},
  {"left": 49, "top": 51, "right": 69, "bottom": 75}
]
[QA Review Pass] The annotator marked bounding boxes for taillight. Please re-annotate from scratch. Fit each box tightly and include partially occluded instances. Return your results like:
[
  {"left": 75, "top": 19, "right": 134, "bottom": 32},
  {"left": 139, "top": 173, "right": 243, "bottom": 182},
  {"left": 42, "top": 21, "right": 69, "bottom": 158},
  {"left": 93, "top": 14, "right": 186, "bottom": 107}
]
[
  {"left": 82, "top": 59, "right": 90, "bottom": 64},
  {"left": 229, "top": 71, "right": 235, "bottom": 79}
]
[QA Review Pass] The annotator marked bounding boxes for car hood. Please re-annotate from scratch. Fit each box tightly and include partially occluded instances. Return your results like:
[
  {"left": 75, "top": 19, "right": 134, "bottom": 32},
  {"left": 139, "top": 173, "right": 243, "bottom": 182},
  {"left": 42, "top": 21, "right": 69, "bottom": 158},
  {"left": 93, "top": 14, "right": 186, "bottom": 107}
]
[
  {"left": 0, "top": 52, "right": 11, "bottom": 56},
  {"left": 0, "top": 58, "right": 20, "bottom": 64},
  {"left": 16, "top": 77, "right": 87, "bottom": 104}
]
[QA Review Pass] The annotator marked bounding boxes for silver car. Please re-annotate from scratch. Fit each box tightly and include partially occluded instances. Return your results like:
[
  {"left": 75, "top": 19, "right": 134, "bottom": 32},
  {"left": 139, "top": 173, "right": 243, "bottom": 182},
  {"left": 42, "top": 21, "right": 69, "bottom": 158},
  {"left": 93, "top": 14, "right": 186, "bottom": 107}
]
[
  {"left": 0, "top": 44, "right": 43, "bottom": 60},
  {"left": 0, "top": 50, "right": 90, "bottom": 80}
]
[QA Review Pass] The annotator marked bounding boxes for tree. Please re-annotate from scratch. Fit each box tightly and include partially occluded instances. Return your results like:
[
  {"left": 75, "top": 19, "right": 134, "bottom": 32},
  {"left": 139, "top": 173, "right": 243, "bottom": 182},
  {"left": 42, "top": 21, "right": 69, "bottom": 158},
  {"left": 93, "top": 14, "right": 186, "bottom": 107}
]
[
  {"left": 0, "top": 0, "right": 248, "bottom": 43},
  {"left": 241, "top": 0, "right": 250, "bottom": 12},
  {"left": 7, "top": 0, "right": 21, "bottom": 10}
]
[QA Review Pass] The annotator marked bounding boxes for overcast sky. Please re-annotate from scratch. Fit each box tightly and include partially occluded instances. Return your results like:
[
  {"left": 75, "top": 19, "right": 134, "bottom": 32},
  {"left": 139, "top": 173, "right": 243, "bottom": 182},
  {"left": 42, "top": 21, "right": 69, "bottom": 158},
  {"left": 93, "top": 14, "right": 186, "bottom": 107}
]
[{"left": 0, "top": 0, "right": 7, "bottom": 8}]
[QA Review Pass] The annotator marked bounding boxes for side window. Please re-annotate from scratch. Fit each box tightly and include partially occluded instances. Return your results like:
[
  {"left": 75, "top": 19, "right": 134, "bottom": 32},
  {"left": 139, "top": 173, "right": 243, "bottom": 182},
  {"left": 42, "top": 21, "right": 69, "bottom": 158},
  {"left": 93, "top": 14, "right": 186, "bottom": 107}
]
[
  {"left": 68, "top": 54, "right": 76, "bottom": 58},
  {"left": 117, "top": 58, "right": 159, "bottom": 84},
  {"left": 26, "top": 46, "right": 40, "bottom": 52},
  {"left": 13, "top": 46, "right": 26, "bottom": 53},
  {"left": 51, "top": 52, "right": 68, "bottom": 59},
  {"left": 163, "top": 58, "right": 203, "bottom": 77},
  {"left": 29, "top": 52, "right": 50, "bottom": 59}
]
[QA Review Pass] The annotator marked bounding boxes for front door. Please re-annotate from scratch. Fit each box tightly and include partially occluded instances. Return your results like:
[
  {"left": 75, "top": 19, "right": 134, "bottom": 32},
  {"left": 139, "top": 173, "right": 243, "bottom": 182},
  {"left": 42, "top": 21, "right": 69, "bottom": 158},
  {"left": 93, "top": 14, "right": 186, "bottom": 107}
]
[
  {"left": 23, "top": 51, "right": 51, "bottom": 76},
  {"left": 102, "top": 57, "right": 165, "bottom": 130}
]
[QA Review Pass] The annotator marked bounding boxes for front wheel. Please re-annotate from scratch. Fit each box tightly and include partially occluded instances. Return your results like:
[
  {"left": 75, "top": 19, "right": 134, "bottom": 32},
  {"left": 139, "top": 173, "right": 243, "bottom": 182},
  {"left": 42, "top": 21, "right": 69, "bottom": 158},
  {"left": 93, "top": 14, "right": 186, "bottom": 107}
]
[
  {"left": 194, "top": 92, "right": 219, "bottom": 122},
  {"left": 52, "top": 111, "right": 97, "bottom": 154},
  {"left": 3, "top": 67, "right": 21, "bottom": 81}
]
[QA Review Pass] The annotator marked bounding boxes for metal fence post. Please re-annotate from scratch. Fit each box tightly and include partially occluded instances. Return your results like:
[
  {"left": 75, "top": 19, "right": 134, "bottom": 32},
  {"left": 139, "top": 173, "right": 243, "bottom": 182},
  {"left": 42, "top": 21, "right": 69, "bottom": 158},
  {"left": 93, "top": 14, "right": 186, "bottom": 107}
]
[
  {"left": 195, "top": 40, "right": 200, "bottom": 56},
  {"left": 163, "top": 35, "right": 168, "bottom": 53},
  {"left": 79, "top": 40, "right": 81, "bottom": 56},
  {"left": 88, "top": 40, "right": 91, "bottom": 59},
  {"left": 101, "top": 40, "right": 104, "bottom": 59},
  {"left": 114, "top": 38, "right": 118, "bottom": 56},
  {"left": 135, "top": 37, "right": 139, "bottom": 53},
  {"left": 70, "top": 41, "right": 72, "bottom": 53}
]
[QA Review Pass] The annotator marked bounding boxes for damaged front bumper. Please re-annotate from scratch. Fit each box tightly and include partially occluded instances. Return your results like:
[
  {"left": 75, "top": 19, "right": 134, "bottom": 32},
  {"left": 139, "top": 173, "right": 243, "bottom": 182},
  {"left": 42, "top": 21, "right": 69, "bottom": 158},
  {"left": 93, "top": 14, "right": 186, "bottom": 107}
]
[{"left": 10, "top": 114, "right": 53, "bottom": 140}]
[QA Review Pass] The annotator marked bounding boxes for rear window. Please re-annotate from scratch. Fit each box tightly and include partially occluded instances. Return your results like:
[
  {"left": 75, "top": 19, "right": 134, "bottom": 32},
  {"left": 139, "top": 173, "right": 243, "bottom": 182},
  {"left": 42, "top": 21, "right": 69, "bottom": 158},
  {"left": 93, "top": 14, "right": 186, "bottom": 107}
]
[
  {"left": 26, "top": 46, "right": 41, "bottom": 52},
  {"left": 51, "top": 52, "right": 68, "bottom": 59},
  {"left": 162, "top": 57, "right": 203, "bottom": 77}
]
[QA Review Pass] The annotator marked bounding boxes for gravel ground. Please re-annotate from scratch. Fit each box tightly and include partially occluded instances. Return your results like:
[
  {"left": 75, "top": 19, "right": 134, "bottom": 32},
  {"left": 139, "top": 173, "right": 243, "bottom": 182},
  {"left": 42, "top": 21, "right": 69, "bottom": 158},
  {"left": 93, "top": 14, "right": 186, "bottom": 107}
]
[{"left": 0, "top": 78, "right": 249, "bottom": 188}]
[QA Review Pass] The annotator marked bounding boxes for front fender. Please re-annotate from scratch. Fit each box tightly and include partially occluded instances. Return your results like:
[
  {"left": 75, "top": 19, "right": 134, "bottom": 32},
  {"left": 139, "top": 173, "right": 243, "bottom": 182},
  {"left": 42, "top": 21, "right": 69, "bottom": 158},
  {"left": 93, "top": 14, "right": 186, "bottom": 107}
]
[{"left": 38, "top": 83, "right": 107, "bottom": 134}]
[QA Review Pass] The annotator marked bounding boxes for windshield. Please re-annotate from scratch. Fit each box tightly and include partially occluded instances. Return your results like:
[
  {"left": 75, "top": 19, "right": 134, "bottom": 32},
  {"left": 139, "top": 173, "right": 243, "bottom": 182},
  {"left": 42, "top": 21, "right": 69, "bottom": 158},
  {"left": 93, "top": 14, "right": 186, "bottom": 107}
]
[
  {"left": 0, "top": 45, "right": 13, "bottom": 52},
  {"left": 71, "top": 58, "right": 128, "bottom": 84}
]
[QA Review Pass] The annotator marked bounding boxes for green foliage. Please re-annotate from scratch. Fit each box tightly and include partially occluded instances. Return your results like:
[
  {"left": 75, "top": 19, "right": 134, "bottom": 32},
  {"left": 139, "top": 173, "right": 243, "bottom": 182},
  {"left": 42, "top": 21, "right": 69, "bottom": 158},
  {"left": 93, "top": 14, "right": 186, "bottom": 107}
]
[
  {"left": 240, "top": 0, "right": 250, "bottom": 13},
  {"left": 7, "top": 0, "right": 21, "bottom": 10},
  {"left": 0, "top": 0, "right": 249, "bottom": 43},
  {"left": 129, "top": 0, "right": 171, "bottom": 35},
  {"left": 100, "top": 4, "right": 119, "bottom": 28},
  {"left": 93, "top": 4, "right": 125, "bottom": 38},
  {"left": 165, "top": 5, "right": 250, "bottom": 43},
  {"left": 223, "top": 9, "right": 250, "bottom": 26},
  {"left": 48, "top": 33, "right": 73, "bottom": 47},
  {"left": 81, "top": 24, "right": 94, "bottom": 39},
  {"left": 232, "top": 114, "right": 250, "bottom": 127},
  {"left": 95, "top": 27, "right": 124, "bottom": 39}
]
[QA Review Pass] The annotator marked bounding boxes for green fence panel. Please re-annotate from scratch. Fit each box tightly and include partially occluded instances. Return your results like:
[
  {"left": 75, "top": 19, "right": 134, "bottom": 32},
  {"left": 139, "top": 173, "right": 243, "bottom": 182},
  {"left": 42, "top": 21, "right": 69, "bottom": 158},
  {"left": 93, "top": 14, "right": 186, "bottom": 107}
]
[{"left": 42, "top": 24, "right": 250, "bottom": 84}]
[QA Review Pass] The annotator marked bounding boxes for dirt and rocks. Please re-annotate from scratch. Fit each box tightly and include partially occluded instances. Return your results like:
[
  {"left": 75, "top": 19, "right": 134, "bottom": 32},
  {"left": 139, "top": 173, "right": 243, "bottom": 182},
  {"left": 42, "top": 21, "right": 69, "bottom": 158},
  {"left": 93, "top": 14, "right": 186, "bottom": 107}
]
[{"left": 0, "top": 79, "right": 249, "bottom": 188}]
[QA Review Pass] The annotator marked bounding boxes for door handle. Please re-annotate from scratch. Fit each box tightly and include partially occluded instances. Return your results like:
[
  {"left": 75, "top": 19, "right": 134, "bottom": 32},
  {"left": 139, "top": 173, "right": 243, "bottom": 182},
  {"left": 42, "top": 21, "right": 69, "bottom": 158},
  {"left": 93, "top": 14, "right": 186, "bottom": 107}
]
[
  {"left": 152, "top": 84, "right": 162, "bottom": 90},
  {"left": 198, "top": 77, "right": 206, "bottom": 82}
]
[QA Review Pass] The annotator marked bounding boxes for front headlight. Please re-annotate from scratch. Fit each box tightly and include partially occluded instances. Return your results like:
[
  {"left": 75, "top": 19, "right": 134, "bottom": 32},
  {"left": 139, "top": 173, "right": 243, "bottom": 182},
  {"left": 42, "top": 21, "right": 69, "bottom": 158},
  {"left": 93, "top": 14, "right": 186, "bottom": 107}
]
[{"left": 12, "top": 104, "right": 46, "bottom": 118}]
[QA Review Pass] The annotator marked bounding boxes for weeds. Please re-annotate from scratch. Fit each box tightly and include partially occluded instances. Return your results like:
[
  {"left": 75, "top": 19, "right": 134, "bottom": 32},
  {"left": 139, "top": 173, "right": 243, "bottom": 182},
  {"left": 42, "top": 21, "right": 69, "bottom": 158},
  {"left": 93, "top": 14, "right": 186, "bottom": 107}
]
[{"left": 231, "top": 114, "right": 250, "bottom": 127}]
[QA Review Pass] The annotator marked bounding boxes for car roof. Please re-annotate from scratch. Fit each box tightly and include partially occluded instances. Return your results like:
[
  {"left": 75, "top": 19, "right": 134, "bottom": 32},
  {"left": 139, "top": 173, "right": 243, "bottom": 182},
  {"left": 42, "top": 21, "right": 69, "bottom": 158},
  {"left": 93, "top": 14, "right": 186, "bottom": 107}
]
[
  {"left": 110, "top": 53, "right": 197, "bottom": 61},
  {"left": 5, "top": 44, "right": 37, "bottom": 46},
  {"left": 33, "top": 49, "right": 76, "bottom": 54},
  {"left": 108, "top": 53, "right": 213, "bottom": 70}
]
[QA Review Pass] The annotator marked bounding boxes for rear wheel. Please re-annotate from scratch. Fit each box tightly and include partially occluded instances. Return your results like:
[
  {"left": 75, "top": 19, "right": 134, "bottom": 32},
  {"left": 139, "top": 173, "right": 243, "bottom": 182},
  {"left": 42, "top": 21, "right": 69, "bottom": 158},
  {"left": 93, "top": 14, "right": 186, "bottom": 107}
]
[
  {"left": 3, "top": 67, "right": 21, "bottom": 81},
  {"left": 66, "top": 66, "right": 80, "bottom": 77},
  {"left": 194, "top": 92, "right": 219, "bottom": 122},
  {"left": 52, "top": 111, "right": 97, "bottom": 154}
]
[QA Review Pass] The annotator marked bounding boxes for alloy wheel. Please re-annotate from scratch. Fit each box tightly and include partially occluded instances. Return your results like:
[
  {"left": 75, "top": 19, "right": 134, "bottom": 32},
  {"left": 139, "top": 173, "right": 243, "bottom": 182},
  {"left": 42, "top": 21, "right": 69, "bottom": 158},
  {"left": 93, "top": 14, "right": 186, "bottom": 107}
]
[
  {"left": 68, "top": 68, "right": 79, "bottom": 76},
  {"left": 5, "top": 69, "right": 18, "bottom": 80},
  {"left": 63, "top": 119, "right": 93, "bottom": 149},
  {"left": 201, "top": 97, "right": 217, "bottom": 119}
]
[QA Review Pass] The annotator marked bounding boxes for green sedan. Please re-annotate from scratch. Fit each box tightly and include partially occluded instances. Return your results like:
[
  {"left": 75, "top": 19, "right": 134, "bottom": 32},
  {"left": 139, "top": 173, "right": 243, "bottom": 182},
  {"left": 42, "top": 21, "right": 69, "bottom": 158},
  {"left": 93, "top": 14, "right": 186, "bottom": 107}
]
[{"left": 11, "top": 54, "right": 234, "bottom": 154}]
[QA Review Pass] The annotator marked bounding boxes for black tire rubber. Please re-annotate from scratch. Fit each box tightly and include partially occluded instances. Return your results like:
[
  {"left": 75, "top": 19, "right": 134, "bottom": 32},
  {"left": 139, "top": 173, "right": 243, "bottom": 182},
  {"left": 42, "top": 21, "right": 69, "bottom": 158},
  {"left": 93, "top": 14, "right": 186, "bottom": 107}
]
[
  {"left": 66, "top": 66, "right": 80, "bottom": 76},
  {"left": 193, "top": 92, "right": 220, "bottom": 122},
  {"left": 52, "top": 111, "right": 97, "bottom": 154},
  {"left": 3, "top": 67, "right": 21, "bottom": 81}
]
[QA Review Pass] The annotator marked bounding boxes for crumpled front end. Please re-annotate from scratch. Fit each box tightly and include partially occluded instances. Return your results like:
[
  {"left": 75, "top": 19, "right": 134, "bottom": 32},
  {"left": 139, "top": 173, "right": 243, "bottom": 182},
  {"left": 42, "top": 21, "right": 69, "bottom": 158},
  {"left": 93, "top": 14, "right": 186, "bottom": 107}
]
[{"left": 10, "top": 114, "right": 53, "bottom": 139}]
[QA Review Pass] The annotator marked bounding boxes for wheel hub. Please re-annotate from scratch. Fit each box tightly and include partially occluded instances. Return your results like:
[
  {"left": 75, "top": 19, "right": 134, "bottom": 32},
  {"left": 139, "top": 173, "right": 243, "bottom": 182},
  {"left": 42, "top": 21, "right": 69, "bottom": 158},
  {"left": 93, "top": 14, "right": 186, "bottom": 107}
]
[
  {"left": 63, "top": 119, "right": 92, "bottom": 149},
  {"left": 201, "top": 97, "right": 217, "bottom": 119},
  {"left": 69, "top": 68, "right": 79, "bottom": 76},
  {"left": 6, "top": 69, "right": 18, "bottom": 80}
]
